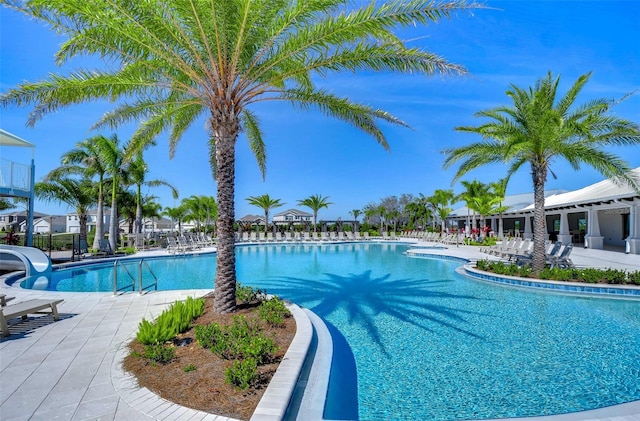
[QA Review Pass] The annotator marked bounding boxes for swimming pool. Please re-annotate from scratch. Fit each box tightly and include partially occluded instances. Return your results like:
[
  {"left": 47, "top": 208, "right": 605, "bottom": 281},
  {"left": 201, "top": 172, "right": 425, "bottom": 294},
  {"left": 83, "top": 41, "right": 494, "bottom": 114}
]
[{"left": 16, "top": 243, "right": 640, "bottom": 420}]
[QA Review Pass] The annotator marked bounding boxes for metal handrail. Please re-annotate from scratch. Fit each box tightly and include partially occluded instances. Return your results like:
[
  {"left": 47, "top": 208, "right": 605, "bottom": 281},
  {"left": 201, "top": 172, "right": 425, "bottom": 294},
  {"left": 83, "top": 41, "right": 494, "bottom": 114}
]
[
  {"left": 113, "top": 260, "right": 136, "bottom": 295},
  {"left": 113, "top": 259, "right": 159, "bottom": 295},
  {"left": 138, "top": 259, "right": 158, "bottom": 293}
]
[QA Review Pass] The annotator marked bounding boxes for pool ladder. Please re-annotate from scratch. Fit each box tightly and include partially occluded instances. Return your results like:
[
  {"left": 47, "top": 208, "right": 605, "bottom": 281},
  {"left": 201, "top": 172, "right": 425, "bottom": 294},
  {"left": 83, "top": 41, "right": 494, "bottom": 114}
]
[{"left": 113, "top": 259, "right": 158, "bottom": 295}]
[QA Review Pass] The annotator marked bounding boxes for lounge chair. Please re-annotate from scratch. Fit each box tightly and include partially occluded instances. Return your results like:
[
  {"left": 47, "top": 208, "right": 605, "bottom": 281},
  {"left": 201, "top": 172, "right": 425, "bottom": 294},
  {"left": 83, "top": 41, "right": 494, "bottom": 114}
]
[
  {"left": 0, "top": 294, "right": 15, "bottom": 306},
  {"left": 166, "top": 235, "right": 183, "bottom": 254},
  {"left": 516, "top": 242, "right": 563, "bottom": 267},
  {"left": 550, "top": 244, "right": 574, "bottom": 268},
  {"left": 1, "top": 298, "right": 64, "bottom": 337},
  {"left": 95, "top": 239, "right": 114, "bottom": 257},
  {"left": 73, "top": 239, "right": 90, "bottom": 259}
]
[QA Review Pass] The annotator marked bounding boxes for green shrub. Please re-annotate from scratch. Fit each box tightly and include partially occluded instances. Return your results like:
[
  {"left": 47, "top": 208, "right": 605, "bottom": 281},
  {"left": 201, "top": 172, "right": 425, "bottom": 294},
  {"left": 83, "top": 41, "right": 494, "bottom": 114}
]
[
  {"left": 539, "top": 267, "right": 573, "bottom": 282},
  {"left": 476, "top": 259, "right": 640, "bottom": 286},
  {"left": 183, "top": 364, "right": 196, "bottom": 373},
  {"left": 517, "top": 265, "right": 532, "bottom": 278},
  {"left": 236, "top": 283, "right": 267, "bottom": 304},
  {"left": 198, "top": 315, "right": 277, "bottom": 364},
  {"left": 136, "top": 297, "right": 205, "bottom": 345},
  {"left": 603, "top": 268, "right": 627, "bottom": 284},
  {"left": 627, "top": 271, "right": 640, "bottom": 285},
  {"left": 577, "top": 268, "right": 603, "bottom": 283},
  {"left": 475, "top": 259, "right": 489, "bottom": 271},
  {"left": 258, "top": 297, "right": 291, "bottom": 327},
  {"left": 225, "top": 358, "right": 257, "bottom": 389},
  {"left": 194, "top": 323, "right": 222, "bottom": 348},
  {"left": 143, "top": 343, "right": 176, "bottom": 364}
]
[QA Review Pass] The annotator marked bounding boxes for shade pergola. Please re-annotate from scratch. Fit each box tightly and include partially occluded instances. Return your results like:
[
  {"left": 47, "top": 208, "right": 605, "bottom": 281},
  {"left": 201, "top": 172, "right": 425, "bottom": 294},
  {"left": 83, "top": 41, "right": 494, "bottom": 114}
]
[{"left": 0, "top": 129, "right": 36, "bottom": 246}]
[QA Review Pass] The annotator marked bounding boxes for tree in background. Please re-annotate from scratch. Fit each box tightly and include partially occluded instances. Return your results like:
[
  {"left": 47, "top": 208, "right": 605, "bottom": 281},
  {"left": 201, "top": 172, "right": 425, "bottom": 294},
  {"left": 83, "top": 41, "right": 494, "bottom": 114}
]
[
  {"left": 445, "top": 71, "right": 640, "bottom": 272},
  {"left": 164, "top": 204, "right": 188, "bottom": 235},
  {"left": 97, "top": 134, "right": 127, "bottom": 252},
  {"left": 0, "top": 198, "right": 15, "bottom": 212},
  {"left": 298, "top": 194, "right": 333, "bottom": 233},
  {"left": 2, "top": 0, "right": 477, "bottom": 313},
  {"left": 428, "top": 189, "right": 455, "bottom": 232},
  {"left": 127, "top": 151, "right": 179, "bottom": 234},
  {"left": 53, "top": 136, "right": 110, "bottom": 249},
  {"left": 456, "top": 179, "right": 489, "bottom": 234},
  {"left": 35, "top": 176, "right": 96, "bottom": 243},
  {"left": 247, "top": 194, "right": 284, "bottom": 234},
  {"left": 489, "top": 178, "right": 509, "bottom": 239}
]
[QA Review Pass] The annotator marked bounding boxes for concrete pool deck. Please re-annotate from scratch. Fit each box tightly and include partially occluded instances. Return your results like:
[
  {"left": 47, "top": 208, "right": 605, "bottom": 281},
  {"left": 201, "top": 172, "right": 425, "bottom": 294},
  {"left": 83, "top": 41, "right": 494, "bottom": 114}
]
[{"left": 1, "top": 241, "right": 639, "bottom": 421}]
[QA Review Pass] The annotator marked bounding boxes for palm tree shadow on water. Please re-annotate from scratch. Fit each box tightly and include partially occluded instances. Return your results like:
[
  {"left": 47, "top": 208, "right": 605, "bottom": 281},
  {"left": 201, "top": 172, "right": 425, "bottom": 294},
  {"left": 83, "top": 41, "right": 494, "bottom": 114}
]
[
  {"left": 266, "top": 270, "right": 488, "bottom": 354},
  {"left": 261, "top": 270, "right": 492, "bottom": 420}
]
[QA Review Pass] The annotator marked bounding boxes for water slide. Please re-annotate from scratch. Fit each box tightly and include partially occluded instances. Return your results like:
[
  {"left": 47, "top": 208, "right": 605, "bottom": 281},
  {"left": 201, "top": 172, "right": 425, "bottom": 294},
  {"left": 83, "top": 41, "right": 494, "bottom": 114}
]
[{"left": 0, "top": 245, "right": 52, "bottom": 277}]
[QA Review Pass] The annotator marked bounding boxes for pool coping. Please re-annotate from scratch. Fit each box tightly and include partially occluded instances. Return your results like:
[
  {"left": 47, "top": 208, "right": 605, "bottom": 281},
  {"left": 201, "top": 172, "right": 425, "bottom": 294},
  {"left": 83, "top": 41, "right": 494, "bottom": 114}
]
[{"left": 405, "top": 248, "right": 640, "bottom": 300}]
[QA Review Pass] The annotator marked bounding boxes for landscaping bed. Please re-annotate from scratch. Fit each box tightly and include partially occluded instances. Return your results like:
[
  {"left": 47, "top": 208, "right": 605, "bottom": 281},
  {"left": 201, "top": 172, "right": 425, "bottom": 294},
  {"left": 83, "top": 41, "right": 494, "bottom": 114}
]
[{"left": 123, "top": 293, "right": 296, "bottom": 420}]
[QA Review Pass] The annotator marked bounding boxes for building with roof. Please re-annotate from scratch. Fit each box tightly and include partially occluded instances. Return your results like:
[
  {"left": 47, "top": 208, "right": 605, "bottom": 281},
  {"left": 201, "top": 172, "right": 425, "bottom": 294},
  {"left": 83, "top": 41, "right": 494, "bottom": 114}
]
[
  {"left": 272, "top": 209, "right": 312, "bottom": 225},
  {"left": 23, "top": 215, "right": 66, "bottom": 233},
  {"left": 448, "top": 168, "right": 640, "bottom": 254}
]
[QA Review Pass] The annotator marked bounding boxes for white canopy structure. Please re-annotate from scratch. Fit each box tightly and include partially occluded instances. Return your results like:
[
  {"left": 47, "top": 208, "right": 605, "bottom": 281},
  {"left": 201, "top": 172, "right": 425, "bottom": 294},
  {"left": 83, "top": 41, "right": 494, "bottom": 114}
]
[
  {"left": 0, "top": 129, "right": 36, "bottom": 149},
  {"left": 0, "top": 129, "right": 36, "bottom": 247},
  {"left": 447, "top": 168, "right": 640, "bottom": 254}
]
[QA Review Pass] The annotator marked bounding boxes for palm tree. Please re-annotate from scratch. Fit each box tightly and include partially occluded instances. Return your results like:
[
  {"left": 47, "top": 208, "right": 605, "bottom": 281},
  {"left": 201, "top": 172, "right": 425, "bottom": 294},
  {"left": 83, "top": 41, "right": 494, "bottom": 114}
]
[
  {"left": 35, "top": 176, "right": 96, "bottom": 242},
  {"left": 349, "top": 209, "right": 361, "bottom": 232},
  {"left": 98, "top": 134, "right": 127, "bottom": 252},
  {"left": 457, "top": 179, "right": 489, "bottom": 234},
  {"left": 0, "top": 198, "right": 15, "bottom": 212},
  {"left": 298, "top": 194, "right": 333, "bottom": 233},
  {"left": 406, "top": 194, "right": 432, "bottom": 230},
  {"left": 197, "top": 196, "right": 218, "bottom": 236},
  {"left": 469, "top": 192, "right": 501, "bottom": 239},
  {"left": 2, "top": 1, "right": 476, "bottom": 313},
  {"left": 247, "top": 194, "right": 284, "bottom": 234},
  {"left": 489, "top": 178, "right": 509, "bottom": 239},
  {"left": 428, "top": 189, "right": 455, "bottom": 232},
  {"left": 164, "top": 204, "right": 188, "bottom": 235},
  {"left": 376, "top": 205, "right": 387, "bottom": 233},
  {"left": 387, "top": 209, "right": 401, "bottom": 233},
  {"left": 54, "top": 136, "right": 110, "bottom": 249},
  {"left": 444, "top": 71, "right": 640, "bottom": 272},
  {"left": 127, "top": 151, "right": 179, "bottom": 233}
]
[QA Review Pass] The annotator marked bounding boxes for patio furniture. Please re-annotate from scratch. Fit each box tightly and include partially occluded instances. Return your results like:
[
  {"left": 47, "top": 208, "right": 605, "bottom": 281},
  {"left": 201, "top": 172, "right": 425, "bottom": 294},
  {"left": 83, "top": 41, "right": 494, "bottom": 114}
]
[{"left": 1, "top": 298, "right": 64, "bottom": 337}]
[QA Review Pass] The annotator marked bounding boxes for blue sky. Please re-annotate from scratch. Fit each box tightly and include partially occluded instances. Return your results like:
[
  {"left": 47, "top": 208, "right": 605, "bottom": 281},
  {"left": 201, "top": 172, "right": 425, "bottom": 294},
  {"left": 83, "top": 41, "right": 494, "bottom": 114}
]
[{"left": 1, "top": 1, "right": 639, "bottom": 220}]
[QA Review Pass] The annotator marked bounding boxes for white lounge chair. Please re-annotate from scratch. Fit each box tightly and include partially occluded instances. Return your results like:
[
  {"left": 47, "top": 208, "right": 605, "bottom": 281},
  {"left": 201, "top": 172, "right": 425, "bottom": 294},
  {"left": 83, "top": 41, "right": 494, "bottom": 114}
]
[{"left": 1, "top": 299, "right": 64, "bottom": 337}]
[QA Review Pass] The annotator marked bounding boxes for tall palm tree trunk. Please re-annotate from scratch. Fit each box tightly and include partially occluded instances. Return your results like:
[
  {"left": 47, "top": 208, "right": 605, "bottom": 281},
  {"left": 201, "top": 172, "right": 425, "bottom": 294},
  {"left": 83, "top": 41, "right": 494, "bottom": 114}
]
[
  {"left": 135, "top": 184, "right": 143, "bottom": 234},
  {"left": 213, "top": 117, "right": 239, "bottom": 314},
  {"left": 109, "top": 183, "right": 118, "bottom": 252},
  {"left": 532, "top": 164, "right": 548, "bottom": 272},
  {"left": 93, "top": 182, "right": 104, "bottom": 250},
  {"left": 79, "top": 214, "right": 88, "bottom": 243}
]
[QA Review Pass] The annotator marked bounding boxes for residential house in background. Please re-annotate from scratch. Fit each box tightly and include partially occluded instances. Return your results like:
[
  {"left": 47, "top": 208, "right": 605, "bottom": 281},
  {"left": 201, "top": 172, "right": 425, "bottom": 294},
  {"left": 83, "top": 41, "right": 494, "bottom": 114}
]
[
  {"left": 21, "top": 215, "right": 66, "bottom": 233},
  {"left": 272, "top": 209, "right": 312, "bottom": 225},
  {"left": 66, "top": 208, "right": 111, "bottom": 234},
  {"left": 0, "top": 210, "right": 47, "bottom": 232}
]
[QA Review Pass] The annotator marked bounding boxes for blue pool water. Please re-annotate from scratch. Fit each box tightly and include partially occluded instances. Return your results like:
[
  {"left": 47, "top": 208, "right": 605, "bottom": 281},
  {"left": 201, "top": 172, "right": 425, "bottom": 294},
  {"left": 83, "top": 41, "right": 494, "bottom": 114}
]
[{"left": 18, "top": 243, "right": 640, "bottom": 420}]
